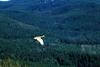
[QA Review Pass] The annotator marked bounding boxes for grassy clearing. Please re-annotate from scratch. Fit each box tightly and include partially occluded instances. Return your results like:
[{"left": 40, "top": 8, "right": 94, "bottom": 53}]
[{"left": 0, "top": 58, "right": 29, "bottom": 67}]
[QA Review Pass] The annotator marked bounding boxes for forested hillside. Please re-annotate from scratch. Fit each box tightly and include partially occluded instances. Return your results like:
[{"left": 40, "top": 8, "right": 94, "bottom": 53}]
[{"left": 0, "top": 0, "right": 100, "bottom": 67}]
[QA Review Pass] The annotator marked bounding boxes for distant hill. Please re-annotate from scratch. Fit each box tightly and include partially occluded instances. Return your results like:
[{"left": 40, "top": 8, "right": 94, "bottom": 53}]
[
  {"left": 0, "top": 0, "right": 100, "bottom": 11},
  {"left": 0, "top": 1, "right": 100, "bottom": 66},
  {"left": 0, "top": 14, "right": 41, "bottom": 39},
  {"left": 0, "top": 0, "right": 100, "bottom": 44}
]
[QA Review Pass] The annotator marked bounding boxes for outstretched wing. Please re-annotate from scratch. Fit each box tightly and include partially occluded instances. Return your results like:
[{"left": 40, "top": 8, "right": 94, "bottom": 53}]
[{"left": 36, "top": 38, "right": 44, "bottom": 45}]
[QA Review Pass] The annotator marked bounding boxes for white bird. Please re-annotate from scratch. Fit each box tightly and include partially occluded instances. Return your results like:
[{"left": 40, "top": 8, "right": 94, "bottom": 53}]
[{"left": 34, "top": 35, "right": 45, "bottom": 46}]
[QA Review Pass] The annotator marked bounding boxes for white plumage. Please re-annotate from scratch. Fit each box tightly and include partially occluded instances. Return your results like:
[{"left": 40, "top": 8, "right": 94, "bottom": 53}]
[{"left": 34, "top": 35, "right": 45, "bottom": 46}]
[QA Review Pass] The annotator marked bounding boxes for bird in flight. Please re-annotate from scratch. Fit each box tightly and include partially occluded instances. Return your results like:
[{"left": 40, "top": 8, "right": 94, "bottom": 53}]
[{"left": 34, "top": 35, "right": 45, "bottom": 46}]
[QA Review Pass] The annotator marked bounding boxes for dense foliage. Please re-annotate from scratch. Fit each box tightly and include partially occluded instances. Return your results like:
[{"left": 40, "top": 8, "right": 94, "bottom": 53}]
[{"left": 0, "top": 0, "right": 100, "bottom": 67}]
